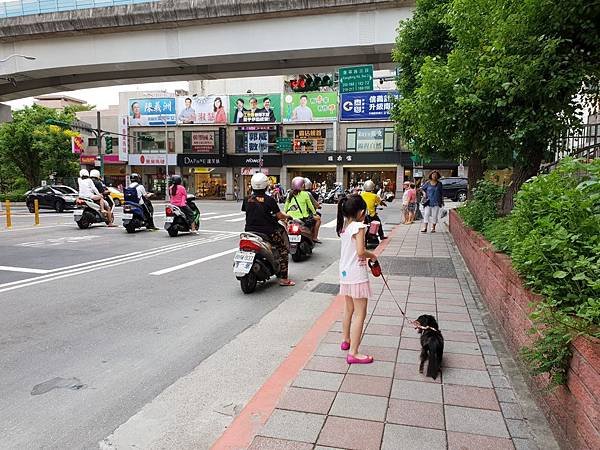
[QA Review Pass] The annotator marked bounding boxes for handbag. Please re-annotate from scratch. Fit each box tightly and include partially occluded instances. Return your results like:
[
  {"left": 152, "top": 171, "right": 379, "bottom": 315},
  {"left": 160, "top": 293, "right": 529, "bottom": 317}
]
[{"left": 439, "top": 207, "right": 448, "bottom": 219}]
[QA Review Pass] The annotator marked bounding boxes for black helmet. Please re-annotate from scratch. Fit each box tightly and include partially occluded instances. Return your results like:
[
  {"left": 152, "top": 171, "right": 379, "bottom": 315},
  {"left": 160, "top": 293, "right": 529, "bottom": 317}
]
[
  {"left": 170, "top": 175, "right": 182, "bottom": 186},
  {"left": 130, "top": 173, "right": 140, "bottom": 183}
]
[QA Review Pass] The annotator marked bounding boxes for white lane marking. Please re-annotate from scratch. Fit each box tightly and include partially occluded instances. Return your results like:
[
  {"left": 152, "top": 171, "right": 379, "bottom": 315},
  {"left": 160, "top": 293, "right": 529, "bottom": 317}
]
[
  {"left": 150, "top": 248, "right": 238, "bottom": 276},
  {"left": 225, "top": 217, "right": 246, "bottom": 223},
  {"left": 0, "top": 234, "right": 235, "bottom": 293},
  {"left": 199, "top": 212, "right": 218, "bottom": 216},
  {"left": 322, "top": 219, "right": 338, "bottom": 228},
  {"left": 0, "top": 265, "right": 51, "bottom": 274},
  {"left": 0, "top": 224, "right": 73, "bottom": 233},
  {"left": 201, "top": 213, "right": 243, "bottom": 221}
]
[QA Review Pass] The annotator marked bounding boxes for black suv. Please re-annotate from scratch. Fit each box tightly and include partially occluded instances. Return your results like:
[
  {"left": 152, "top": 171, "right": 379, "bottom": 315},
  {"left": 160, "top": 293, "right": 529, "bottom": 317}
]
[
  {"left": 440, "top": 177, "right": 468, "bottom": 202},
  {"left": 25, "top": 185, "right": 78, "bottom": 213}
]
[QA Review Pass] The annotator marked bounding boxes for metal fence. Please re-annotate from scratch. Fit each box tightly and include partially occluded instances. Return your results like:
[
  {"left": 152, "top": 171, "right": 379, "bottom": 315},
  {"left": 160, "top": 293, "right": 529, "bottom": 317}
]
[
  {"left": 541, "top": 123, "right": 600, "bottom": 173},
  {"left": 0, "top": 0, "right": 159, "bottom": 18}
]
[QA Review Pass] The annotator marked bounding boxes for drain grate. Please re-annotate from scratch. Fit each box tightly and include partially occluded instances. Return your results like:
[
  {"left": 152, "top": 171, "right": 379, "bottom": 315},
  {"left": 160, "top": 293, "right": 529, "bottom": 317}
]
[
  {"left": 311, "top": 282, "right": 340, "bottom": 294},
  {"left": 379, "top": 256, "right": 457, "bottom": 278}
]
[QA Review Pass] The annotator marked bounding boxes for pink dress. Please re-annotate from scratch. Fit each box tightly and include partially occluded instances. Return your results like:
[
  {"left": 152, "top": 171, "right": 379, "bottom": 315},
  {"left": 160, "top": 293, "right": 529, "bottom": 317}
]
[{"left": 338, "top": 221, "right": 373, "bottom": 299}]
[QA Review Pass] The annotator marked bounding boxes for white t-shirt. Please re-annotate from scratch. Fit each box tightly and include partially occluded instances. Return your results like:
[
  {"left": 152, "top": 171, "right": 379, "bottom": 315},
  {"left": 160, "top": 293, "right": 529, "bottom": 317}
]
[
  {"left": 402, "top": 190, "right": 410, "bottom": 206},
  {"left": 339, "top": 221, "right": 369, "bottom": 284},
  {"left": 129, "top": 182, "right": 147, "bottom": 205},
  {"left": 293, "top": 105, "right": 313, "bottom": 121},
  {"left": 78, "top": 178, "right": 99, "bottom": 198}
]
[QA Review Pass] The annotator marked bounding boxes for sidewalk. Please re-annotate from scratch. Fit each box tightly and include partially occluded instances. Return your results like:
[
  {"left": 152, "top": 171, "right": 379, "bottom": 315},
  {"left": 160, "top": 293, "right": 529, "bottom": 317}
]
[{"left": 215, "top": 219, "right": 556, "bottom": 450}]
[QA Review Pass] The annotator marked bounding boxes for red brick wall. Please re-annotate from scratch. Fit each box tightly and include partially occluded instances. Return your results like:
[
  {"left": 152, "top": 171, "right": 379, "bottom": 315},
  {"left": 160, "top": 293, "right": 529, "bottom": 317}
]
[{"left": 449, "top": 210, "right": 600, "bottom": 450}]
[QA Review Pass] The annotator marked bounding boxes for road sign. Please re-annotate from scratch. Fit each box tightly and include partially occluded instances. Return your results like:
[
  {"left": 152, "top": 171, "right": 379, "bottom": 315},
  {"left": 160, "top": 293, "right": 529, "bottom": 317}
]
[
  {"left": 339, "top": 65, "right": 373, "bottom": 93},
  {"left": 276, "top": 137, "right": 293, "bottom": 151}
]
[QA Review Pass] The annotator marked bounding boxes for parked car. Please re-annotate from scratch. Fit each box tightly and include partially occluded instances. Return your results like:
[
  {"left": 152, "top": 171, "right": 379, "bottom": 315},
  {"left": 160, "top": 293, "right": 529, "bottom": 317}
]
[
  {"left": 440, "top": 177, "right": 468, "bottom": 202},
  {"left": 25, "top": 185, "right": 78, "bottom": 213},
  {"left": 107, "top": 187, "right": 124, "bottom": 206}
]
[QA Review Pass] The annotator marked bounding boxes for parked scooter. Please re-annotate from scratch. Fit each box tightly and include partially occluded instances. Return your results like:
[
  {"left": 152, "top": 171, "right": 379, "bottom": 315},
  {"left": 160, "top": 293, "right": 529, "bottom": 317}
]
[
  {"left": 323, "top": 183, "right": 346, "bottom": 204},
  {"left": 287, "top": 219, "right": 315, "bottom": 262},
  {"left": 73, "top": 197, "right": 113, "bottom": 229},
  {"left": 233, "top": 226, "right": 288, "bottom": 294},
  {"left": 164, "top": 195, "right": 200, "bottom": 237}
]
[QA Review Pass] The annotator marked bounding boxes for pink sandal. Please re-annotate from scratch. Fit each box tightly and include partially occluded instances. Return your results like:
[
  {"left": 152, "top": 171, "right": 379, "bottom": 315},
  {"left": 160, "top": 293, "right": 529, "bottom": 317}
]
[
  {"left": 346, "top": 354, "right": 374, "bottom": 364},
  {"left": 341, "top": 341, "right": 350, "bottom": 351}
]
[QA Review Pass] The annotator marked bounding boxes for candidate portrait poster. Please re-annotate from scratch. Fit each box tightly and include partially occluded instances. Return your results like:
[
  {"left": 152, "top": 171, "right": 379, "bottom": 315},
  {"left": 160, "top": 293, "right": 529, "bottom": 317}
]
[
  {"left": 229, "top": 94, "right": 281, "bottom": 124},
  {"left": 176, "top": 95, "right": 228, "bottom": 124},
  {"left": 282, "top": 92, "right": 338, "bottom": 122}
]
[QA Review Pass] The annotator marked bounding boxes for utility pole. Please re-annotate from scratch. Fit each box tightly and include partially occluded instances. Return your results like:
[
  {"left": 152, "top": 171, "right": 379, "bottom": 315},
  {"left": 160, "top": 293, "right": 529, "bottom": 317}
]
[
  {"left": 164, "top": 116, "right": 169, "bottom": 201},
  {"left": 97, "top": 111, "right": 104, "bottom": 178}
]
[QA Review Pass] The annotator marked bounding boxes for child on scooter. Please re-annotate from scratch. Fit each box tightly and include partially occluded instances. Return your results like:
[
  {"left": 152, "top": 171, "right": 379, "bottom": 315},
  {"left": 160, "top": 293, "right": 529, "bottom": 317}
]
[{"left": 336, "top": 194, "right": 377, "bottom": 364}]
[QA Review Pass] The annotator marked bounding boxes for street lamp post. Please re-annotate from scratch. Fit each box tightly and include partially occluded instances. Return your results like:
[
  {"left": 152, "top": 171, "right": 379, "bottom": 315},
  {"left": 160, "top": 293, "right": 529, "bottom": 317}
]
[{"left": 163, "top": 115, "right": 169, "bottom": 201}]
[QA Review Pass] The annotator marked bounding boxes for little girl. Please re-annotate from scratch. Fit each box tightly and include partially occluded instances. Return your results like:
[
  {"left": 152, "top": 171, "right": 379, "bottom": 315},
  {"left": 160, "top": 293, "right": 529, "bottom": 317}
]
[{"left": 337, "top": 194, "right": 377, "bottom": 364}]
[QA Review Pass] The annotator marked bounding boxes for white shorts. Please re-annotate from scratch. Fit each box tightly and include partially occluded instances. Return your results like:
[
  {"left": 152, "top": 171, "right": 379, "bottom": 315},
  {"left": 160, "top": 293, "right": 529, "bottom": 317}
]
[{"left": 423, "top": 206, "right": 440, "bottom": 224}]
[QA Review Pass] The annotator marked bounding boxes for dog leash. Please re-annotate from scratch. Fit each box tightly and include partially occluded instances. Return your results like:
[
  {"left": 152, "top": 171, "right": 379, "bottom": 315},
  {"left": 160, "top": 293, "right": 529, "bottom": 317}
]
[{"left": 369, "top": 260, "right": 439, "bottom": 333}]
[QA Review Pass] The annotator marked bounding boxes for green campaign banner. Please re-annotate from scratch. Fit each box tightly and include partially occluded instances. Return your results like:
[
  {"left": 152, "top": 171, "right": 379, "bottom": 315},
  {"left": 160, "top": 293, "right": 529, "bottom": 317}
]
[
  {"left": 229, "top": 94, "right": 281, "bottom": 123},
  {"left": 282, "top": 92, "right": 338, "bottom": 122}
]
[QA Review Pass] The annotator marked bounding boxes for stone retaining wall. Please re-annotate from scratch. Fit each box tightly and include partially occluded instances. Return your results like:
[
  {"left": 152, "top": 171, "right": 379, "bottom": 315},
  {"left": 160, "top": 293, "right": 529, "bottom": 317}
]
[{"left": 449, "top": 209, "right": 600, "bottom": 450}]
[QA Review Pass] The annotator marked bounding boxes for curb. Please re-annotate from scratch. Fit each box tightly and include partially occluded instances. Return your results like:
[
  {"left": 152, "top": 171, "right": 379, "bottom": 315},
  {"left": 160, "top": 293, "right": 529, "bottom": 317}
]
[{"left": 212, "top": 222, "right": 402, "bottom": 449}]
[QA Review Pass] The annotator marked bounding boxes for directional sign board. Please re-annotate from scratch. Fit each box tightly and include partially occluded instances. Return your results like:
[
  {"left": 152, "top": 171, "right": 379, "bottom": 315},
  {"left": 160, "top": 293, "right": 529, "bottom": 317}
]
[
  {"left": 339, "top": 65, "right": 374, "bottom": 93},
  {"left": 276, "top": 137, "right": 293, "bottom": 151}
]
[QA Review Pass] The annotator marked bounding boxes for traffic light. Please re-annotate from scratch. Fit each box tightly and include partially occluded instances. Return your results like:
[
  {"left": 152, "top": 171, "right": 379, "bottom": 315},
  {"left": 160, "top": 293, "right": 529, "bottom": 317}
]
[
  {"left": 104, "top": 135, "right": 113, "bottom": 154},
  {"left": 289, "top": 73, "right": 334, "bottom": 92}
]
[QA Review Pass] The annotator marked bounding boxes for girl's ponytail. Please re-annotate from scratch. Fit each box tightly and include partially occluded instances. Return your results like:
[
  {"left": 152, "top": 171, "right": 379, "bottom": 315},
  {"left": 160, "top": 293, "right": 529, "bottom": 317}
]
[{"left": 336, "top": 196, "right": 348, "bottom": 236}]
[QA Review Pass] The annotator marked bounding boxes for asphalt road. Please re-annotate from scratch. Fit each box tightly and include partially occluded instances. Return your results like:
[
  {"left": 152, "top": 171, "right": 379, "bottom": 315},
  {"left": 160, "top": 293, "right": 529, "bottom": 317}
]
[{"left": 0, "top": 200, "right": 400, "bottom": 449}]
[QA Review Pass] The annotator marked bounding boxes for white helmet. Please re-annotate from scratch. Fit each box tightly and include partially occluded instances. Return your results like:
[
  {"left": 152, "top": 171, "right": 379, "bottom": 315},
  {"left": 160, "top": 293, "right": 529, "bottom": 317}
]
[
  {"left": 90, "top": 169, "right": 100, "bottom": 179},
  {"left": 363, "top": 180, "right": 375, "bottom": 192},
  {"left": 79, "top": 169, "right": 89, "bottom": 178},
  {"left": 304, "top": 177, "right": 312, "bottom": 190},
  {"left": 250, "top": 172, "right": 269, "bottom": 190}
]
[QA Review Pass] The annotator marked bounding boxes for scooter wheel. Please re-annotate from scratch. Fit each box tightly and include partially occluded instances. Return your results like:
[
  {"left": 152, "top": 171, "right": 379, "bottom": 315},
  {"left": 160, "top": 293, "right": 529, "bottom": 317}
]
[
  {"left": 77, "top": 220, "right": 90, "bottom": 229},
  {"left": 125, "top": 224, "right": 136, "bottom": 234},
  {"left": 240, "top": 272, "right": 257, "bottom": 294},
  {"left": 167, "top": 228, "right": 179, "bottom": 237},
  {"left": 291, "top": 252, "right": 303, "bottom": 262}
]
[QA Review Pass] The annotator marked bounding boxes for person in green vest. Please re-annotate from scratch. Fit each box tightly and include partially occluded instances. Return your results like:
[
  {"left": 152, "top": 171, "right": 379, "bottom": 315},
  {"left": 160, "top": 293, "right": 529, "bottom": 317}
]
[{"left": 284, "top": 176, "right": 321, "bottom": 243}]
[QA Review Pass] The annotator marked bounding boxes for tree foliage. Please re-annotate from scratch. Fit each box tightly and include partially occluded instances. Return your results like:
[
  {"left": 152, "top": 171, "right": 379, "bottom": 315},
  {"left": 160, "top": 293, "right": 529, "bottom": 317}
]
[
  {"left": 0, "top": 104, "right": 83, "bottom": 188},
  {"left": 393, "top": 0, "right": 600, "bottom": 210}
]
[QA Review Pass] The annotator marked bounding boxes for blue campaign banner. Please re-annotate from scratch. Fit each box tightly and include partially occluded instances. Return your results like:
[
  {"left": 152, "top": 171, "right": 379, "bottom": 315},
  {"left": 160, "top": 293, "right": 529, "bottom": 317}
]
[
  {"left": 128, "top": 98, "right": 176, "bottom": 126},
  {"left": 340, "top": 91, "right": 399, "bottom": 121}
]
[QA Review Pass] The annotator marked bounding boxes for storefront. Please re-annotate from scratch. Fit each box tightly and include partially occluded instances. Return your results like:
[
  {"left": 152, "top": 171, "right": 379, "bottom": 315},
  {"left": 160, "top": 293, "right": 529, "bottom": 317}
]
[
  {"left": 128, "top": 153, "right": 177, "bottom": 198},
  {"left": 228, "top": 154, "right": 283, "bottom": 197},
  {"left": 103, "top": 155, "right": 127, "bottom": 187},
  {"left": 177, "top": 154, "right": 228, "bottom": 199}
]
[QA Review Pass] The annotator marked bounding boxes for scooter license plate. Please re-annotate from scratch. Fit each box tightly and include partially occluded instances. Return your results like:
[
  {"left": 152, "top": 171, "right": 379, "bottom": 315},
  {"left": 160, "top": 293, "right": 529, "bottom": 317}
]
[
  {"left": 234, "top": 251, "right": 255, "bottom": 263},
  {"left": 289, "top": 234, "right": 301, "bottom": 243},
  {"left": 122, "top": 213, "right": 133, "bottom": 220},
  {"left": 165, "top": 216, "right": 174, "bottom": 223},
  {"left": 233, "top": 261, "right": 253, "bottom": 275}
]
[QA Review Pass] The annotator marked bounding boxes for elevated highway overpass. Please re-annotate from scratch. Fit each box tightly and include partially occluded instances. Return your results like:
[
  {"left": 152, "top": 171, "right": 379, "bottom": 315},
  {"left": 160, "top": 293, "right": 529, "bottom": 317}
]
[{"left": 0, "top": 0, "right": 413, "bottom": 100}]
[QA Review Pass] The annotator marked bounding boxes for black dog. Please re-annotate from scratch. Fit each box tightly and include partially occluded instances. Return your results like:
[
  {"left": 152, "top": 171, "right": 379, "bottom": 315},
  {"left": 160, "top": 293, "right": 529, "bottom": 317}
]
[{"left": 415, "top": 314, "right": 444, "bottom": 380}]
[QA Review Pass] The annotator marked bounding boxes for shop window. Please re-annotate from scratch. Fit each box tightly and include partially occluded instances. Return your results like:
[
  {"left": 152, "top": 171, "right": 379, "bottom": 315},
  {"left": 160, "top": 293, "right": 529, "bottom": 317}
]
[
  {"left": 132, "top": 131, "right": 176, "bottom": 153},
  {"left": 346, "top": 128, "right": 396, "bottom": 151},
  {"left": 235, "top": 130, "right": 277, "bottom": 153},
  {"left": 182, "top": 131, "right": 218, "bottom": 153},
  {"left": 88, "top": 137, "right": 97, "bottom": 147},
  {"left": 285, "top": 128, "right": 333, "bottom": 153}
]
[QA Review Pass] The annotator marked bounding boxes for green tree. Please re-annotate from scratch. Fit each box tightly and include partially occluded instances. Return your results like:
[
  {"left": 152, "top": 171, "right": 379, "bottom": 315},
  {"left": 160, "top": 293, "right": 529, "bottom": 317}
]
[{"left": 0, "top": 104, "right": 82, "bottom": 188}]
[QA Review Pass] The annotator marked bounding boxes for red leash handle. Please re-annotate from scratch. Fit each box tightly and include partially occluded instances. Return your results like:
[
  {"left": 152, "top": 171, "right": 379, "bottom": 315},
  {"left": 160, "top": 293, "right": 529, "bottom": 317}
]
[{"left": 368, "top": 259, "right": 382, "bottom": 277}]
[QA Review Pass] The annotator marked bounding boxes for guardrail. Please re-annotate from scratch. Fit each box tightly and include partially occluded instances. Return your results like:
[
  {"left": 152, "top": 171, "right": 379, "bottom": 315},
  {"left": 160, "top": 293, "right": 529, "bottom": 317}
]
[{"left": 0, "top": 0, "right": 159, "bottom": 18}]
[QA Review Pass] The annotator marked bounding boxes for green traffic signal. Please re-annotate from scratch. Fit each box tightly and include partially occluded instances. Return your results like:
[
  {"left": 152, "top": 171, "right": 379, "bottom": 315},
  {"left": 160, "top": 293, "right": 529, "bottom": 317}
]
[{"left": 104, "top": 135, "right": 113, "bottom": 154}]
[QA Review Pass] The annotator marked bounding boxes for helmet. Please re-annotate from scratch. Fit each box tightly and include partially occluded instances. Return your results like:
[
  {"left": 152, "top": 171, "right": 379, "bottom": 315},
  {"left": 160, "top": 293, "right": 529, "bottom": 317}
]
[
  {"left": 251, "top": 172, "right": 269, "bottom": 190},
  {"left": 304, "top": 177, "right": 312, "bottom": 190},
  {"left": 79, "top": 169, "right": 89, "bottom": 178},
  {"left": 170, "top": 174, "right": 182, "bottom": 185},
  {"left": 291, "top": 176, "right": 305, "bottom": 191},
  {"left": 130, "top": 173, "right": 140, "bottom": 183},
  {"left": 90, "top": 169, "right": 100, "bottom": 179},
  {"left": 363, "top": 180, "right": 375, "bottom": 192}
]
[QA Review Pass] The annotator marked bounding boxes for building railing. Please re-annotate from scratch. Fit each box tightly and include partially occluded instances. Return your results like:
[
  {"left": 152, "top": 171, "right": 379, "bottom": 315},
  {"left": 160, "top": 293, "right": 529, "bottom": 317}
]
[
  {"left": 0, "top": 0, "right": 159, "bottom": 18},
  {"left": 541, "top": 123, "right": 600, "bottom": 173}
]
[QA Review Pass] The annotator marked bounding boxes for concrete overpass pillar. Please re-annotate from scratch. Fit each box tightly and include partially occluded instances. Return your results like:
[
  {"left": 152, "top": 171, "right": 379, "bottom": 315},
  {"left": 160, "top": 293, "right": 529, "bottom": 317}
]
[
  {"left": 395, "top": 164, "right": 405, "bottom": 197},
  {"left": 280, "top": 165, "right": 288, "bottom": 190},
  {"left": 226, "top": 168, "right": 235, "bottom": 200}
]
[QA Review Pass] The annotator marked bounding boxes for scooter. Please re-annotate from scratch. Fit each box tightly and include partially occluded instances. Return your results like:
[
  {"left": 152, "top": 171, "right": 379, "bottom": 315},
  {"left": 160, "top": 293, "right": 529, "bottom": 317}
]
[
  {"left": 73, "top": 197, "right": 112, "bottom": 229},
  {"left": 122, "top": 201, "right": 149, "bottom": 233},
  {"left": 233, "top": 226, "right": 288, "bottom": 294},
  {"left": 323, "top": 184, "right": 346, "bottom": 204},
  {"left": 164, "top": 195, "right": 200, "bottom": 237},
  {"left": 364, "top": 215, "right": 381, "bottom": 249},
  {"left": 287, "top": 219, "right": 315, "bottom": 262}
]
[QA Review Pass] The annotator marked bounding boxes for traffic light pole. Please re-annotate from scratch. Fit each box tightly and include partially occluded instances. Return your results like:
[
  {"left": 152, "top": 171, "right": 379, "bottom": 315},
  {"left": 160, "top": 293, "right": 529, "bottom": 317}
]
[{"left": 97, "top": 111, "right": 104, "bottom": 178}]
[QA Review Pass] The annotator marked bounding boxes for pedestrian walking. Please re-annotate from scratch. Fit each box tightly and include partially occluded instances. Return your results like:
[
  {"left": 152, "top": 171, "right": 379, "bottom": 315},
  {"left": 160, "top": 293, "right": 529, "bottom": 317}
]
[
  {"left": 420, "top": 170, "right": 444, "bottom": 233},
  {"left": 337, "top": 194, "right": 376, "bottom": 364}
]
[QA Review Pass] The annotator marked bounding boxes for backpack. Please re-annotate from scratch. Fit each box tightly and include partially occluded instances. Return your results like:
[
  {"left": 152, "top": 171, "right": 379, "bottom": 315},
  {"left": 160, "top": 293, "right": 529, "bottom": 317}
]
[{"left": 124, "top": 186, "right": 139, "bottom": 203}]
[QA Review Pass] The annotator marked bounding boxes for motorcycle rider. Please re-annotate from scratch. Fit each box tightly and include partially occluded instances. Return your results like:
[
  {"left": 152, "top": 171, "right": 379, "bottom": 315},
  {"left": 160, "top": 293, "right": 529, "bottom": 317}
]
[
  {"left": 128, "top": 173, "right": 159, "bottom": 231},
  {"left": 284, "top": 176, "right": 321, "bottom": 243},
  {"left": 169, "top": 174, "right": 198, "bottom": 232},
  {"left": 242, "top": 172, "right": 295, "bottom": 286},
  {"left": 304, "top": 177, "right": 322, "bottom": 242},
  {"left": 77, "top": 169, "right": 108, "bottom": 217},
  {"left": 360, "top": 179, "right": 387, "bottom": 240},
  {"left": 89, "top": 169, "right": 115, "bottom": 227}
]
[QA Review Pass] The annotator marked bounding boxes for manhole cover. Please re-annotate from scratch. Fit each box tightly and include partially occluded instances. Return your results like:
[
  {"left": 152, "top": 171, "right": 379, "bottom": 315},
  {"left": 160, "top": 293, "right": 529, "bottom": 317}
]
[
  {"left": 379, "top": 257, "right": 457, "bottom": 278},
  {"left": 311, "top": 283, "right": 340, "bottom": 294}
]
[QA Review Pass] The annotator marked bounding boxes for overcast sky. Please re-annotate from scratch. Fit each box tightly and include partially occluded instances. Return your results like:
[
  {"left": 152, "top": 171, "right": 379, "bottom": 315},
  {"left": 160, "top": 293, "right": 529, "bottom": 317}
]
[{"left": 5, "top": 81, "right": 189, "bottom": 110}]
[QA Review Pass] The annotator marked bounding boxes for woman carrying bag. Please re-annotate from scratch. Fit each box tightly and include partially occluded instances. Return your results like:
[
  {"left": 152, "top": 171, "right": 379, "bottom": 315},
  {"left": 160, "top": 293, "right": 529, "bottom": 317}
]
[{"left": 420, "top": 171, "right": 444, "bottom": 233}]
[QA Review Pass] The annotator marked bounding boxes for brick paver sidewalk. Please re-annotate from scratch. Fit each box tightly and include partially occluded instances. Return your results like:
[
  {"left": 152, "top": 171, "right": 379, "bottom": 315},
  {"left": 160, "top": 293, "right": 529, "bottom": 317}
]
[{"left": 246, "top": 223, "right": 545, "bottom": 450}]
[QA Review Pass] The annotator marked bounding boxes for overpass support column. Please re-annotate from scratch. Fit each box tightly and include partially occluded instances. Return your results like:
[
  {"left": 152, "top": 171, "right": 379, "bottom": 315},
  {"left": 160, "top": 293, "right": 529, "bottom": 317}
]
[
  {"left": 280, "top": 165, "right": 288, "bottom": 190},
  {"left": 226, "top": 168, "right": 235, "bottom": 201},
  {"left": 395, "top": 164, "right": 405, "bottom": 197},
  {"left": 336, "top": 165, "right": 344, "bottom": 187}
]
